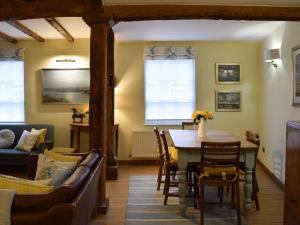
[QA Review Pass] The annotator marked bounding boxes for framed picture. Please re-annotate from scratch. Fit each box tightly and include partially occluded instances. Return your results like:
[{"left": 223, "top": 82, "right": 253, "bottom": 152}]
[
  {"left": 292, "top": 46, "right": 300, "bottom": 105},
  {"left": 215, "top": 90, "right": 241, "bottom": 112},
  {"left": 41, "top": 68, "right": 90, "bottom": 104},
  {"left": 216, "top": 63, "right": 241, "bottom": 84}
]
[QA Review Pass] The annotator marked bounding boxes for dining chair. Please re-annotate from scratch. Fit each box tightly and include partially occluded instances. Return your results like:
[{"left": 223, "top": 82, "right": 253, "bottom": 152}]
[
  {"left": 181, "top": 121, "right": 198, "bottom": 130},
  {"left": 153, "top": 126, "right": 178, "bottom": 191},
  {"left": 153, "top": 126, "right": 165, "bottom": 191},
  {"left": 195, "top": 141, "right": 242, "bottom": 225},
  {"left": 159, "top": 130, "right": 179, "bottom": 205}
]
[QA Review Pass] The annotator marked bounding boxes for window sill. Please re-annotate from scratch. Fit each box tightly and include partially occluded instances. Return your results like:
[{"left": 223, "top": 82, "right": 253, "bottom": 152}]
[{"left": 145, "top": 119, "right": 193, "bottom": 126}]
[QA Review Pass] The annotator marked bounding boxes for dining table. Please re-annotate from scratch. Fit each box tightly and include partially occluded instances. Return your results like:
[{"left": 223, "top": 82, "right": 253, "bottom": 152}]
[{"left": 168, "top": 129, "right": 258, "bottom": 217}]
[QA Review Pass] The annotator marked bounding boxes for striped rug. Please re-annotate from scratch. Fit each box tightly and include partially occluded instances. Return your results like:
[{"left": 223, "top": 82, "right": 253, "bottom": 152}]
[{"left": 126, "top": 176, "right": 247, "bottom": 225}]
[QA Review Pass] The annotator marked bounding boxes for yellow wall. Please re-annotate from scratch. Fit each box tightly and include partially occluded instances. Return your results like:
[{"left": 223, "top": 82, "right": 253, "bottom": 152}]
[
  {"left": 115, "top": 41, "right": 260, "bottom": 160},
  {"left": 0, "top": 39, "right": 260, "bottom": 159},
  {"left": 258, "top": 22, "right": 300, "bottom": 182},
  {"left": 0, "top": 39, "right": 90, "bottom": 151}
]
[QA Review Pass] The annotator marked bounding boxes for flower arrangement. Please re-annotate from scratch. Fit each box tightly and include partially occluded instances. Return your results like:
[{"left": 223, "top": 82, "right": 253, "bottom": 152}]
[{"left": 192, "top": 110, "right": 214, "bottom": 122}]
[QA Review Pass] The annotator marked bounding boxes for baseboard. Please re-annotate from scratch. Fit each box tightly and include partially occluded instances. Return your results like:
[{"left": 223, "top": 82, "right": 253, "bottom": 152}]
[
  {"left": 257, "top": 159, "right": 285, "bottom": 191},
  {"left": 118, "top": 159, "right": 157, "bottom": 166}
]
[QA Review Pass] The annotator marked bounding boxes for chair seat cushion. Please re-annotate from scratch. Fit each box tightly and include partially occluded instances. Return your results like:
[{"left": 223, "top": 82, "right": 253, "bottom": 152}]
[{"left": 199, "top": 166, "right": 237, "bottom": 179}]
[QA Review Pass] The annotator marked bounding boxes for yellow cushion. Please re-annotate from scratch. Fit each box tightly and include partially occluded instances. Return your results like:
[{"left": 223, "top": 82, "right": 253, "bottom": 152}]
[
  {"left": 31, "top": 128, "right": 47, "bottom": 148},
  {"left": 202, "top": 166, "right": 236, "bottom": 177},
  {"left": 44, "top": 149, "right": 82, "bottom": 164},
  {"left": 168, "top": 146, "right": 178, "bottom": 162},
  {"left": 0, "top": 175, "right": 54, "bottom": 194}
]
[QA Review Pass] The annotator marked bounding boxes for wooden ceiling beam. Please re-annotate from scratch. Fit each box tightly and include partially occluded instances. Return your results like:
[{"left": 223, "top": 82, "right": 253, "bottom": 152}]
[
  {"left": 6, "top": 20, "right": 45, "bottom": 42},
  {"left": 0, "top": 31, "right": 18, "bottom": 44},
  {"left": 45, "top": 18, "right": 74, "bottom": 42},
  {"left": 0, "top": 0, "right": 101, "bottom": 21},
  {"left": 93, "top": 5, "right": 300, "bottom": 22}
]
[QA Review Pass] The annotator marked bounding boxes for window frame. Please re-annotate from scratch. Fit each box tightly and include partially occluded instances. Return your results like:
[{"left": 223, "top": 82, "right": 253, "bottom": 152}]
[
  {"left": 0, "top": 60, "right": 25, "bottom": 124},
  {"left": 144, "top": 58, "right": 196, "bottom": 126}
]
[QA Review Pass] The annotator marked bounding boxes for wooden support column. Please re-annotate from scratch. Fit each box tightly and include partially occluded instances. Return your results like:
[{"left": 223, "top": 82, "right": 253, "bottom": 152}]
[
  {"left": 106, "top": 25, "right": 118, "bottom": 180},
  {"left": 88, "top": 21, "right": 109, "bottom": 214}
]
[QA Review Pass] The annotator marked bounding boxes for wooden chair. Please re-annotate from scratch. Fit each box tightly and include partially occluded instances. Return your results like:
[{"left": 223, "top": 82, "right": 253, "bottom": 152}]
[
  {"left": 153, "top": 126, "right": 166, "bottom": 191},
  {"left": 159, "top": 130, "right": 179, "bottom": 205},
  {"left": 195, "top": 141, "right": 242, "bottom": 225},
  {"left": 181, "top": 121, "right": 198, "bottom": 130}
]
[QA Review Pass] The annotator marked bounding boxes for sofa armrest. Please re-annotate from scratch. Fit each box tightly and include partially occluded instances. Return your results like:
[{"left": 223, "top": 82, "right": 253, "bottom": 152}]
[{"left": 38, "top": 140, "right": 54, "bottom": 153}]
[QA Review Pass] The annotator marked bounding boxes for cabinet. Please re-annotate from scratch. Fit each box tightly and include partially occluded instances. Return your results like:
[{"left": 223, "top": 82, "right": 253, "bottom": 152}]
[{"left": 284, "top": 121, "right": 300, "bottom": 225}]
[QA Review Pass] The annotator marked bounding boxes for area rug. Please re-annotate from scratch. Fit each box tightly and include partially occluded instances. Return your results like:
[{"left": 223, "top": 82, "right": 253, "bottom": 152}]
[{"left": 126, "top": 176, "right": 247, "bottom": 225}]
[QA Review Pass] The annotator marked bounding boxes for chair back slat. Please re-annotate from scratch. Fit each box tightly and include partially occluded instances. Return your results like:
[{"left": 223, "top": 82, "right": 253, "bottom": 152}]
[
  {"left": 200, "top": 141, "right": 241, "bottom": 173},
  {"left": 160, "top": 130, "right": 171, "bottom": 163}
]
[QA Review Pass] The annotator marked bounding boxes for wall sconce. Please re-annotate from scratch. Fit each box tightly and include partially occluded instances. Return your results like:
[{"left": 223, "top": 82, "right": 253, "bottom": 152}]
[
  {"left": 264, "top": 48, "right": 280, "bottom": 68},
  {"left": 56, "top": 59, "right": 76, "bottom": 62}
]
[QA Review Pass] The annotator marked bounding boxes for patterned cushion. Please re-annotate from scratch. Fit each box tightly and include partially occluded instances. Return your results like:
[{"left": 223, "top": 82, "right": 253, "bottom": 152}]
[
  {"left": 15, "top": 130, "right": 38, "bottom": 152},
  {"left": 0, "top": 129, "right": 15, "bottom": 148},
  {"left": 35, "top": 154, "right": 77, "bottom": 187}
]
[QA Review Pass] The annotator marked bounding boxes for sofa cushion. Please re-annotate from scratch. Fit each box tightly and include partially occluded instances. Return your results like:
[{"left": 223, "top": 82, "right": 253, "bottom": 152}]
[
  {"left": 0, "top": 129, "right": 15, "bottom": 148},
  {"left": 31, "top": 128, "right": 47, "bottom": 148},
  {"left": 15, "top": 130, "right": 38, "bottom": 152},
  {"left": 0, "top": 124, "right": 54, "bottom": 149},
  {"left": 35, "top": 154, "right": 77, "bottom": 187},
  {"left": 0, "top": 174, "right": 54, "bottom": 194},
  {"left": 79, "top": 152, "right": 99, "bottom": 168},
  {"left": 0, "top": 149, "right": 29, "bottom": 161},
  {"left": 44, "top": 149, "right": 82, "bottom": 164}
]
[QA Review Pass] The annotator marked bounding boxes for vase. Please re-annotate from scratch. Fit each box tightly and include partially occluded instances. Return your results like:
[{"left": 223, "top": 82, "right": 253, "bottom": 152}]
[{"left": 198, "top": 118, "right": 207, "bottom": 137}]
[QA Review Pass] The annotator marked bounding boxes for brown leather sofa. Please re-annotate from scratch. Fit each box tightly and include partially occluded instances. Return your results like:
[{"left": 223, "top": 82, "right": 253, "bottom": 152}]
[{"left": 10, "top": 149, "right": 103, "bottom": 225}]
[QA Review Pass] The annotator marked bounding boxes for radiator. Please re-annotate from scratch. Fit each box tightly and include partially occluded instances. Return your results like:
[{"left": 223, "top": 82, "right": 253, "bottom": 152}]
[
  {"left": 132, "top": 130, "right": 157, "bottom": 158},
  {"left": 131, "top": 130, "right": 172, "bottom": 158}
]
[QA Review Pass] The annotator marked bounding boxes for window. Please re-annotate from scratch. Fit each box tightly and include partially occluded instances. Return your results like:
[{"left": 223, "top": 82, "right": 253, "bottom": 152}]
[
  {"left": 145, "top": 59, "right": 196, "bottom": 125},
  {"left": 0, "top": 61, "right": 24, "bottom": 123}
]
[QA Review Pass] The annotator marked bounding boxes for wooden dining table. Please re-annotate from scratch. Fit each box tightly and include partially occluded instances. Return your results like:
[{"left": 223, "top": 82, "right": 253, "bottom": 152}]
[{"left": 168, "top": 129, "right": 258, "bottom": 217}]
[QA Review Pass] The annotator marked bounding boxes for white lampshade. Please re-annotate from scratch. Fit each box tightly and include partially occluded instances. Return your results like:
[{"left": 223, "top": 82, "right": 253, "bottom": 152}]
[{"left": 264, "top": 49, "right": 280, "bottom": 62}]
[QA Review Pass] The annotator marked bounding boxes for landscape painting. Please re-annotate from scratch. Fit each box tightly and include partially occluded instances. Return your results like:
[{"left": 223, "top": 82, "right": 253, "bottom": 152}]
[
  {"left": 293, "top": 46, "right": 300, "bottom": 105},
  {"left": 41, "top": 68, "right": 90, "bottom": 104},
  {"left": 216, "top": 91, "right": 241, "bottom": 112},
  {"left": 216, "top": 63, "right": 241, "bottom": 84}
]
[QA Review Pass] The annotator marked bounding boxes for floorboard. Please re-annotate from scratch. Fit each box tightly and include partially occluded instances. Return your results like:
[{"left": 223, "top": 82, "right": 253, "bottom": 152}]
[{"left": 91, "top": 164, "right": 284, "bottom": 225}]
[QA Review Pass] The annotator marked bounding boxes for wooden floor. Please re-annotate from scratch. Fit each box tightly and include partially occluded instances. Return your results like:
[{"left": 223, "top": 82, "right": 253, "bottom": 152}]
[{"left": 91, "top": 164, "right": 284, "bottom": 225}]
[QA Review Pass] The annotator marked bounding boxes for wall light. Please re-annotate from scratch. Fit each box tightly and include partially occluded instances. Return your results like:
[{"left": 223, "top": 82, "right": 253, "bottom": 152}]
[
  {"left": 56, "top": 58, "right": 76, "bottom": 62},
  {"left": 264, "top": 48, "right": 280, "bottom": 68}
]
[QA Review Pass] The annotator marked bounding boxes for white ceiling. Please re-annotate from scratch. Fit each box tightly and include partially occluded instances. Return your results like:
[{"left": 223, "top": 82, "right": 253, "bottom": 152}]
[
  {"left": 113, "top": 20, "right": 285, "bottom": 42},
  {"left": 0, "top": 17, "right": 285, "bottom": 42},
  {"left": 103, "top": 0, "right": 300, "bottom": 6}
]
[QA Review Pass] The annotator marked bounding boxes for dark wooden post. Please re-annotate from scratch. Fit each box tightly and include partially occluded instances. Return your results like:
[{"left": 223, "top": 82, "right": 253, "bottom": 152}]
[
  {"left": 106, "top": 25, "right": 118, "bottom": 180},
  {"left": 88, "top": 21, "right": 109, "bottom": 214}
]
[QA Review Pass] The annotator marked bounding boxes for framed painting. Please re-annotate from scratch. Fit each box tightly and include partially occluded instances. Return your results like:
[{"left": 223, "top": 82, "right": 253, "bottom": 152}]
[
  {"left": 216, "top": 63, "right": 241, "bottom": 84},
  {"left": 215, "top": 90, "right": 241, "bottom": 112},
  {"left": 292, "top": 46, "right": 300, "bottom": 106},
  {"left": 41, "top": 68, "right": 90, "bottom": 104}
]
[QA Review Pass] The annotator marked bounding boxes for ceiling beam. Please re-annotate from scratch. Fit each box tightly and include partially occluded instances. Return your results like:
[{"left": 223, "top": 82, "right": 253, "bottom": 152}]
[
  {"left": 6, "top": 20, "right": 45, "bottom": 42},
  {"left": 45, "top": 18, "right": 74, "bottom": 42},
  {"left": 0, "top": 31, "right": 18, "bottom": 44},
  {"left": 0, "top": 0, "right": 99, "bottom": 21},
  {"left": 84, "top": 5, "right": 300, "bottom": 23}
]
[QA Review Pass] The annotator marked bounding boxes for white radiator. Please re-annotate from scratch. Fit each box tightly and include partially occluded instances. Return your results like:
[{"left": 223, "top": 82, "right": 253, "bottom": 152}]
[
  {"left": 131, "top": 130, "right": 172, "bottom": 158},
  {"left": 132, "top": 130, "right": 157, "bottom": 158}
]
